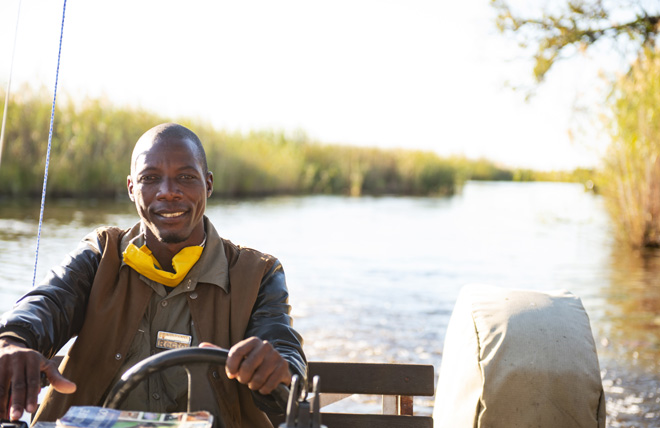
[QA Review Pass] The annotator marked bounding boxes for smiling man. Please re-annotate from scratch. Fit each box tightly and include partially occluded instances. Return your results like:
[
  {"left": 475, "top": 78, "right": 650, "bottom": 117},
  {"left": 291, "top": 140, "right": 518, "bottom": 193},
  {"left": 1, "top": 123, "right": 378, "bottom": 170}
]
[{"left": 0, "top": 123, "right": 306, "bottom": 428}]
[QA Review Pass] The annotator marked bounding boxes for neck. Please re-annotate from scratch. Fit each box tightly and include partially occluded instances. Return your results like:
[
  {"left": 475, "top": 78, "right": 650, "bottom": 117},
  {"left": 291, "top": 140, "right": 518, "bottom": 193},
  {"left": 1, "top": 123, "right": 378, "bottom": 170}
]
[
  {"left": 144, "top": 227, "right": 206, "bottom": 273},
  {"left": 147, "top": 242, "right": 179, "bottom": 273}
]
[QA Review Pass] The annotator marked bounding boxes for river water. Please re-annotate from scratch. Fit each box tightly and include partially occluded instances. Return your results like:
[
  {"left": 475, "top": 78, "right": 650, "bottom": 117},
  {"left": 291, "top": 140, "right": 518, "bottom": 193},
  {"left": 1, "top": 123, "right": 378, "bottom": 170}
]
[{"left": 0, "top": 181, "right": 658, "bottom": 427}]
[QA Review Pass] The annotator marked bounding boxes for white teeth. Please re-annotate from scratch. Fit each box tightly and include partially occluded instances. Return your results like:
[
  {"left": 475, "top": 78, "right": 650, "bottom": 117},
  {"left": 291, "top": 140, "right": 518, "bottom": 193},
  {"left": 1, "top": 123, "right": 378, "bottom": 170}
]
[{"left": 161, "top": 212, "right": 184, "bottom": 218}]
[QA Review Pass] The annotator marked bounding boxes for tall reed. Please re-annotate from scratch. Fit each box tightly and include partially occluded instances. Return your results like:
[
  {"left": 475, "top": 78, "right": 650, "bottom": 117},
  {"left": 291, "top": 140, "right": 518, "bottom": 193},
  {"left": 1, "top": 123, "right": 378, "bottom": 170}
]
[
  {"left": 599, "top": 47, "right": 660, "bottom": 248},
  {"left": 0, "top": 87, "right": 466, "bottom": 198}
]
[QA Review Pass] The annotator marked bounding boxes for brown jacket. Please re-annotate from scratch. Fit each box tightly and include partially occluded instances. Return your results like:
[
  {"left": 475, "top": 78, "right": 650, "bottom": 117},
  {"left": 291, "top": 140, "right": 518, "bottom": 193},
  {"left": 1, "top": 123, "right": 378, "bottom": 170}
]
[{"left": 31, "top": 226, "right": 298, "bottom": 428}]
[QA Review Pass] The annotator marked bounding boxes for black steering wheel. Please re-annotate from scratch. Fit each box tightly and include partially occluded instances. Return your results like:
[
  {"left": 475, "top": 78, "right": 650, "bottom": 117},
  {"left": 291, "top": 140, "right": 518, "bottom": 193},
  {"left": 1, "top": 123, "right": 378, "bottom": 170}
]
[{"left": 102, "top": 347, "right": 290, "bottom": 425}]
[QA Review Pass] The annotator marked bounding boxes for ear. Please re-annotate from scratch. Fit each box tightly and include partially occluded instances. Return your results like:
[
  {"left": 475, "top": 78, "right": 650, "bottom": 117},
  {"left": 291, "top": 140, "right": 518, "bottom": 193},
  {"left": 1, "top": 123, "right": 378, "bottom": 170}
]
[
  {"left": 127, "top": 175, "right": 135, "bottom": 202},
  {"left": 206, "top": 171, "right": 214, "bottom": 198}
]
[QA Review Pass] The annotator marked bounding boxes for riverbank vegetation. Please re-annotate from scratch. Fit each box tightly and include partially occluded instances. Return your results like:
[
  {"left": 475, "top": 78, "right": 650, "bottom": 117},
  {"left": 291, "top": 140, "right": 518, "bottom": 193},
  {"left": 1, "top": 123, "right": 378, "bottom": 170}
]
[
  {"left": 598, "top": 48, "right": 660, "bottom": 248},
  {"left": 491, "top": 0, "right": 660, "bottom": 248},
  {"left": 0, "top": 88, "right": 589, "bottom": 200}
]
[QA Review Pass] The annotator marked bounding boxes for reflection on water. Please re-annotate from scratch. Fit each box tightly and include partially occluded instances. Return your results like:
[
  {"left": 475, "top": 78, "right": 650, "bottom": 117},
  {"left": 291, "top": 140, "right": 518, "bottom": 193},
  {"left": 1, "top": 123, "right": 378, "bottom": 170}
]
[
  {"left": 0, "top": 199, "right": 137, "bottom": 297},
  {"left": 605, "top": 248, "right": 660, "bottom": 368},
  {"left": 599, "top": 247, "right": 660, "bottom": 426},
  {"left": 0, "top": 182, "right": 659, "bottom": 426}
]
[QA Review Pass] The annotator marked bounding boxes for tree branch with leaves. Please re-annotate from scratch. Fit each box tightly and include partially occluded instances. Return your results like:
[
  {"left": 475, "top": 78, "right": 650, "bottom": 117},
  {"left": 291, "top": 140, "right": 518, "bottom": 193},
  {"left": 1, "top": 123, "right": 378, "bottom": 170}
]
[{"left": 491, "top": 0, "right": 659, "bottom": 82}]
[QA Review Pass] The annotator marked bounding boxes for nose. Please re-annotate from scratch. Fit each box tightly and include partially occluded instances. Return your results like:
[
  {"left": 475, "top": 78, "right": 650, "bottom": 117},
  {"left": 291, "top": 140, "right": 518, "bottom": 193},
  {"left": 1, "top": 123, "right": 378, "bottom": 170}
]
[{"left": 157, "top": 177, "right": 182, "bottom": 200}]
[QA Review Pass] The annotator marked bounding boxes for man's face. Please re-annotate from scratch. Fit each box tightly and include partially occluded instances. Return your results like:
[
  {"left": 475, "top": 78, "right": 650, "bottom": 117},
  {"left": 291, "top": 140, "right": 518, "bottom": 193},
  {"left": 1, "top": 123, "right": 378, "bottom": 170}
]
[{"left": 127, "top": 136, "right": 213, "bottom": 248}]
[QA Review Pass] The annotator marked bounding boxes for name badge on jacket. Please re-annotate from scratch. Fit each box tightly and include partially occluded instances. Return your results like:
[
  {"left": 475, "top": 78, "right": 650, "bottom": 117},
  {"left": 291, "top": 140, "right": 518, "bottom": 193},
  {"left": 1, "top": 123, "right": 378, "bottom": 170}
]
[{"left": 156, "top": 331, "right": 192, "bottom": 349}]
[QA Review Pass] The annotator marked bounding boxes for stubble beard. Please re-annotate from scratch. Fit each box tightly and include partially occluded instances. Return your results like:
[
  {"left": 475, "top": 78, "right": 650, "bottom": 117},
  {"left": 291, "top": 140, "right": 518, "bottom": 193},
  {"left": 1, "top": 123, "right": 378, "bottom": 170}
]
[{"left": 158, "top": 232, "right": 187, "bottom": 244}]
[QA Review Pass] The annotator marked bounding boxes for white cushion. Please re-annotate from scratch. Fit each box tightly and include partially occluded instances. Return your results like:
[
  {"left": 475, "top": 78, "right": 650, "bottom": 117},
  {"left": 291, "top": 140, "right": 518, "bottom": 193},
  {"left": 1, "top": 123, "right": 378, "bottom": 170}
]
[{"left": 433, "top": 284, "right": 606, "bottom": 427}]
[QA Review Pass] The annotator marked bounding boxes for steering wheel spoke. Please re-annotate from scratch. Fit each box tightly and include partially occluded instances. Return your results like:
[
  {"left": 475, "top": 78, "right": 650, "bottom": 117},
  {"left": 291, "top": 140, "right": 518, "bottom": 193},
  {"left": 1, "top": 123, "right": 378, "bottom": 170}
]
[{"left": 102, "top": 347, "right": 290, "bottom": 427}]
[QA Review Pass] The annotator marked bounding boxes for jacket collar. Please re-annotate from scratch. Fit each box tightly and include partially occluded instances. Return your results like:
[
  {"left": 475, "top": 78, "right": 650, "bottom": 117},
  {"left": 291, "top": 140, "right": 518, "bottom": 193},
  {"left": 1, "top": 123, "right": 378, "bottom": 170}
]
[{"left": 119, "top": 216, "right": 229, "bottom": 292}]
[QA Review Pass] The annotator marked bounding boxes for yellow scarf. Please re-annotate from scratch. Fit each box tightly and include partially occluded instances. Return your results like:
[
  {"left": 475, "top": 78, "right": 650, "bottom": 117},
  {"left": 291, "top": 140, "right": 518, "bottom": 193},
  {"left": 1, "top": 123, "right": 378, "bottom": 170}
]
[{"left": 122, "top": 243, "right": 203, "bottom": 288}]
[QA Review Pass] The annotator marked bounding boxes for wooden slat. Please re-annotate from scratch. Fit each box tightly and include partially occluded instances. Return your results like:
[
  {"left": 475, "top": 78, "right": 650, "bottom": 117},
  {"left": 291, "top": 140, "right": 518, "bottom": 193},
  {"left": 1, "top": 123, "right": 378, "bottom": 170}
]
[
  {"left": 308, "top": 362, "right": 434, "bottom": 396},
  {"left": 382, "top": 395, "right": 397, "bottom": 415},
  {"left": 319, "top": 393, "right": 352, "bottom": 408},
  {"left": 399, "top": 395, "right": 414, "bottom": 415},
  {"left": 320, "top": 413, "right": 433, "bottom": 428}
]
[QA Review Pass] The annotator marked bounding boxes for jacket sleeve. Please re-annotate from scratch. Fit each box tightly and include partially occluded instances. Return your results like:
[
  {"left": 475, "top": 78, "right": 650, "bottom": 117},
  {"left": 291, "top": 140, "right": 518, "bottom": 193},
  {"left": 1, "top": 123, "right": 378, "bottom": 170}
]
[
  {"left": 245, "top": 260, "right": 307, "bottom": 414},
  {"left": 0, "top": 231, "right": 103, "bottom": 358}
]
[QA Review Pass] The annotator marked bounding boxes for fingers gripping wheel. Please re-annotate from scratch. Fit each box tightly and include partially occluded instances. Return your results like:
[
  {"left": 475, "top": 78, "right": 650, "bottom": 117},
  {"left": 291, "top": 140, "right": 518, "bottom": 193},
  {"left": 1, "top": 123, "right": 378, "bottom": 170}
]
[
  {"left": 102, "top": 347, "right": 290, "bottom": 426},
  {"left": 102, "top": 347, "right": 323, "bottom": 428},
  {"left": 104, "top": 347, "right": 230, "bottom": 411}
]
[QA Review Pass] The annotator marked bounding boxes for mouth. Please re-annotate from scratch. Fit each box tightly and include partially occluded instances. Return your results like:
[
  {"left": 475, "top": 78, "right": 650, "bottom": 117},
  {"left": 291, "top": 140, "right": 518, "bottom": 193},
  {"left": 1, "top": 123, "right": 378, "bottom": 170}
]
[
  {"left": 154, "top": 209, "right": 189, "bottom": 220},
  {"left": 159, "top": 211, "right": 185, "bottom": 218}
]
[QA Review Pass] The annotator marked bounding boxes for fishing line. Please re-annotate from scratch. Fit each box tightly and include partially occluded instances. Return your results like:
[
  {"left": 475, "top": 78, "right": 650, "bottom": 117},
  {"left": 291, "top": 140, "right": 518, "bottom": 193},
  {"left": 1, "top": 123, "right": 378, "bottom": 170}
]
[
  {"left": 32, "top": 0, "right": 68, "bottom": 288},
  {"left": 0, "top": 0, "right": 22, "bottom": 168}
]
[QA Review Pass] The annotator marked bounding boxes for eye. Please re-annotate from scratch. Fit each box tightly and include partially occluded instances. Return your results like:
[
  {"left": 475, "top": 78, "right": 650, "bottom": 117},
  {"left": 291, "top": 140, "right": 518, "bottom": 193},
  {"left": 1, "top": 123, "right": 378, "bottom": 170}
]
[
  {"left": 179, "top": 174, "right": 197, "bottom": 180},
  {"left": 139, "top": 175, "right": 159, "bottom": 183}
]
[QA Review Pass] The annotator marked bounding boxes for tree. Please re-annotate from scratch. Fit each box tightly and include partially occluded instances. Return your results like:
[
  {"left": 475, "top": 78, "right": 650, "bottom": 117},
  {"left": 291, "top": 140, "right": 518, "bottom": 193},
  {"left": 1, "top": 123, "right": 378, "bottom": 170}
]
[
  {"left": 491, "top": 0, "right": 659, "bottom": 82},
  {"left": 491, "top": 1, "right": 660, "bottom": 248}
]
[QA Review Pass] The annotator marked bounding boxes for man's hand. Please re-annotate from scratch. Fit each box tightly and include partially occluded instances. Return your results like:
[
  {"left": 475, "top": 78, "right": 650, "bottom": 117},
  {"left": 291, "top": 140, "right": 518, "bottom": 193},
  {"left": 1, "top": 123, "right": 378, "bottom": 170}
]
[
  {"left": 200, "top": 338, "right": 291, "bottom": 395},
  {"left": 0, "top": 338, "right": 76, "bottom": 421}
]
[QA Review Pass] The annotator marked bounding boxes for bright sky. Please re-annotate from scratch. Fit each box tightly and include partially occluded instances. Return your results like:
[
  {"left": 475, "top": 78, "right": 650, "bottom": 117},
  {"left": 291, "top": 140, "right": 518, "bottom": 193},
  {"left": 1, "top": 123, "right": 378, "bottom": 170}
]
[{"left": 0, "top": 0, "right": 618, "bottom": 170}]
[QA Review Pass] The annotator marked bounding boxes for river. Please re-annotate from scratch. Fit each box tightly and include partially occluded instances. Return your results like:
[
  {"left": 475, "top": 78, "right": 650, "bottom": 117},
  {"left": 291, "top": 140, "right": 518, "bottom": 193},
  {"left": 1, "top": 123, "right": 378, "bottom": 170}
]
[{"left": 0, "top": 181, "right": 658, "bottom": 427}]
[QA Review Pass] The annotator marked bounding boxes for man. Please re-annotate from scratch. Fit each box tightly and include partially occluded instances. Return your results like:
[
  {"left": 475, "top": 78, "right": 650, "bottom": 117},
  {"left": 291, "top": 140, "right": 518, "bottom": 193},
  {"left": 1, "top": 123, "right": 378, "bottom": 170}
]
[{"left": 0, "top": 123, "right": 306, "bottom": 428}]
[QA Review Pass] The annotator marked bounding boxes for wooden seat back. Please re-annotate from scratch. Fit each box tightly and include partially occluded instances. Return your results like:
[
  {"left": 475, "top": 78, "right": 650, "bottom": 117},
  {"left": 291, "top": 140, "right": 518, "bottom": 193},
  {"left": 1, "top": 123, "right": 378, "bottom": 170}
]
[{"left": 306, "top": 361, "right": 435, "bottom": 428}]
